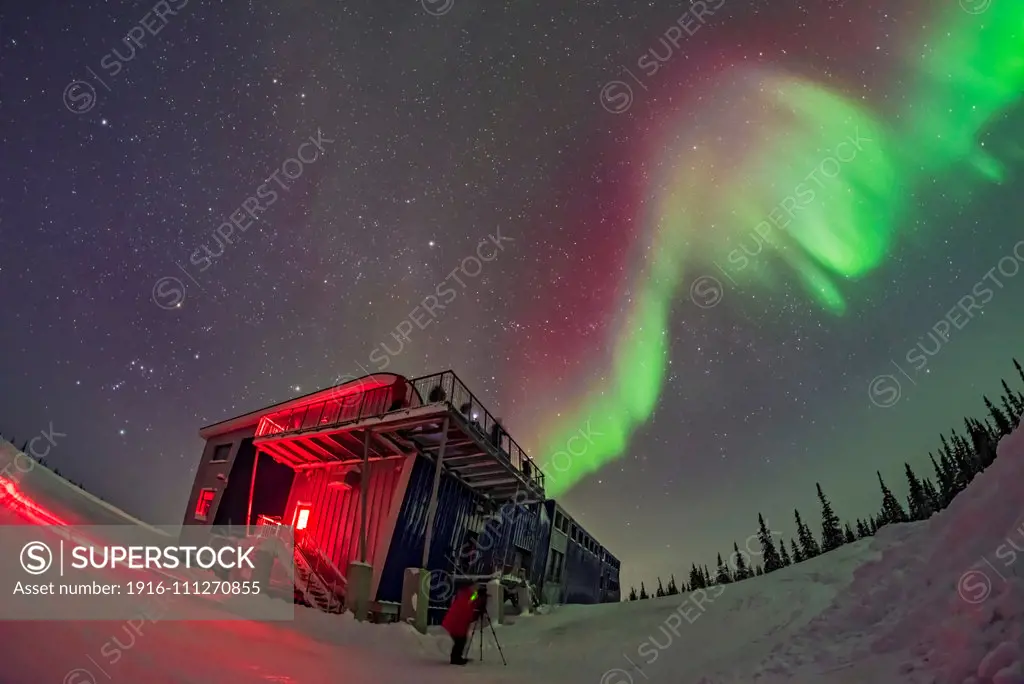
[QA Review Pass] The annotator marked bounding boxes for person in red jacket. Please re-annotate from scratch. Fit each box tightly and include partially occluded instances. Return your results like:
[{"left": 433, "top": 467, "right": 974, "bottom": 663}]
[{"left": 442, "top": 583, "right": 484, "bottom": 665}]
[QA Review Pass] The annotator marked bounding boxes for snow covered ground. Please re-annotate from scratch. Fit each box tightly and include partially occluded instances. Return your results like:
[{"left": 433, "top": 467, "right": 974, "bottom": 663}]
[{"left": 1, "top": 429, "right": 1023, "bottom": 684}]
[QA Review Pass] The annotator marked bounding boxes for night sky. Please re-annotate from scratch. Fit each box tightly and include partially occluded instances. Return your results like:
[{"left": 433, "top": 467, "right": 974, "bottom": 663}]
[{"left": 1, "top": 0, "right": 1021, "bottom": 593}]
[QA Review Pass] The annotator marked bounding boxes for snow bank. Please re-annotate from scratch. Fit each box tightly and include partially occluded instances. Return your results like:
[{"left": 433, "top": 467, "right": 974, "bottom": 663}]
[
  {"left": 763, "top": 425, "right": 1024, "bottom": 684},
  {"left": 0, "top": 439, "right": 167, "bottom": 531}
]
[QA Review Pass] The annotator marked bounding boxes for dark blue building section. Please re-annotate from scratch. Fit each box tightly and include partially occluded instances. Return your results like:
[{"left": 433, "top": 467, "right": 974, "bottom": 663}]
[
  {"left": 377, "top": 454, "right": 545, "bottom": 622},
  {"left": 563, "top": 537, "right": 602, "bottom": 603},
  {"left": 539, "top": 499, "right": 621, "bottom": 605}
]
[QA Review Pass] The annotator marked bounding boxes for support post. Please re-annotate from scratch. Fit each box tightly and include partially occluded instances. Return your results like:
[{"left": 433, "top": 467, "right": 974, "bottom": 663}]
[
  {"left": 359, "top": 428, "right": 371, "bottom": 563},
  {"left": 246, "top": 449, "right": 260, "bottom": 537},
  {"left": 421, "top": 416, "right": 450, "bottom": 568}
]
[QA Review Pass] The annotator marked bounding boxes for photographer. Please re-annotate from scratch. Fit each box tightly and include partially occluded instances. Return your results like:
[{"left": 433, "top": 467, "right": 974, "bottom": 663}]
[{"left": 441, "top": 581, "right": 486, "bottom": 665}]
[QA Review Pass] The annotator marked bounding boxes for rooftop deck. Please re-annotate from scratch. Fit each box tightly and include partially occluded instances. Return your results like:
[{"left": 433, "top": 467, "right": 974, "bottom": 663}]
[{"left": 253, "top": 371, "right": 545, "bottom": 503}]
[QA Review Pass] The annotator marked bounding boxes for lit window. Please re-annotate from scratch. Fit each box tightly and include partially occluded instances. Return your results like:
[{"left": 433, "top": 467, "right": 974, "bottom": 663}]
[
  {"left": 293, "top": 503, "right": 312, "bottom": 531},
  {"left": 194, "top": 488, "right": 216, "bottom": 521}
]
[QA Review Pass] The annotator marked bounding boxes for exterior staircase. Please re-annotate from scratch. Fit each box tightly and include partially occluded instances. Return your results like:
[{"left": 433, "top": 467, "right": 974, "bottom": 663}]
[
  {"left": 293, "top": 541, "right": 346, "bottom": 614},
  {"left": 252, "top": 514, "right": 347, "bottom": 614}
]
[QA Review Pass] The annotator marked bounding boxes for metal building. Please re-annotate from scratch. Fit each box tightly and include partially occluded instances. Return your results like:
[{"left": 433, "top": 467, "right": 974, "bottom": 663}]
[{"left": 182, "top": 370, "right": 619, "bottom": 623}]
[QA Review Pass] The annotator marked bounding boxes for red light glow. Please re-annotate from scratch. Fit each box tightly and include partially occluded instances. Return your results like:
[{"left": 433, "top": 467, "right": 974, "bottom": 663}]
[
  {"left": 293, "top": 504, "right": 311, "bottom": 531},
  {"left": 0, "top": 476, "right": 68, "bottom": 526}
]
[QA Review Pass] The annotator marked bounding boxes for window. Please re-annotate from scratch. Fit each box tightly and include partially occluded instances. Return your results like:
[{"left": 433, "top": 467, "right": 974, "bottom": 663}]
[
  {"left": 194, "top": 488, "right": 216, "bottom": 521},
  {"left": 209, "top": 443, "right": 231, "bottom": 463},
  {"left": 571, "top": 524, "right": 578, "bottom": 541},
  {"left": 547, "top": 550, "right": 564, "bottom": 582}
]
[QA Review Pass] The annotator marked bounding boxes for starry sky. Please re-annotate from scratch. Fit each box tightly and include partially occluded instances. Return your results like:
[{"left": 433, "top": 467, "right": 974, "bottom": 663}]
[{"left": 1, "top": 0, "right": 1022, "bottom": 593}]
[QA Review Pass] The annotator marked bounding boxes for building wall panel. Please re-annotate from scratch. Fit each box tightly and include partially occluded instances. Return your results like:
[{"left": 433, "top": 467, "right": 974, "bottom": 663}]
[
  {"left": 282, "top": 456, "right": 406, "bottom": 581},
  {"left": 181, "top": 426, "right": 257, "bottom": 527}
]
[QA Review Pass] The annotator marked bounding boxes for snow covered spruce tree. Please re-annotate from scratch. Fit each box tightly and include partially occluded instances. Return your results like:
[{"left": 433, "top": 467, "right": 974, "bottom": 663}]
[
  {"left": 843, "top": 523, "right": 856, "bottom": 543},
  {"left": 628, "top": 587, "right": 638, "bottom": 601},
  {"left": 816, "top": 484, "right": 844, "bottom": 552},
  {"left": 656, "top": 578, "right": 665, "bottom": 598},
  {"left": 855, "top": 519, "right": 868, "bottom": 538},
  {"left": 779, "top": 541, "right": 791, "bottom": 566},
  {"left": 876, "top": 471, "right": 908, "bottom": 525},
  {"left": 790, "top": 538, "right": 804, "bottom": 563},
  {"left": 689, "top": 563, "right": 705, "bottom": 589},
  {"left": 667, "top": 574, "right": 679, "bottom": 595},
  {"left": 756, "top": 513, "right": 783, "bottom": 572},
  {"left": 795, "top": 509, "right": 820, "bottom": 559},
  {"left": 639, "top": 582, "right": 649, "bottom": 599},
  {"left": 715, "top": 553, "right": 732, "bottom": 584}
]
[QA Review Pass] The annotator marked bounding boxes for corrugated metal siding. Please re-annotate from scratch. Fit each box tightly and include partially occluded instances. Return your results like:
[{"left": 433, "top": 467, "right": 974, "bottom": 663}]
[
  {"left": 283, "top": 457, "right": 405, "bottom": 578},
  {"left": 376, "top": 454, "right": 546, "bottom": 623},
  {"left": 563, "top": 539, "right": 602, "bottom": 604},
  {"left": 376, "top": 454, "right": 480, "bottom": 609},
  {"left": 529, "top": 504, "right": 552, "bottom": 588}
]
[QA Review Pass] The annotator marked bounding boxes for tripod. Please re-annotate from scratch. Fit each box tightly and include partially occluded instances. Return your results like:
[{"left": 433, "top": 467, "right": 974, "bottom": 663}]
[{"left": 466, "top": 606, "right": 507, "bottom": 666}]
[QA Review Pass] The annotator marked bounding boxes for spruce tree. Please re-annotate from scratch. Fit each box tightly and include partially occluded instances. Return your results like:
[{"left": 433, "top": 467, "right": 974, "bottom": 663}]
[
  {"left": 18, "top": 439, "right": 28, "bottom": 453},
  {"left": 931, "top": 453, "right": 955, "bottom": 506},
  {"left": 856, "top": 519, "right": 869, "bottom": 538},
  {"left": 732, "top": 542, "right": 750, "bottom": 580},
  {"left": 703, "top": 565, "right": 713, "bottom": 587},
  {"left": 877, "top": 471, "right": 908, "bottom": 524},
  {"left": 922, "top": 478, "right": 942, "bottom": 512},
  {"left": 904, "top": 462, "right": 932, "bottom": 521},
  {"left": 795, "top": 509, "right": 820, "bottom": 559},
  {"left": 689, "top": 563, "right": 702, "bottom": 590},
  {"left": 869, "top": 516, "right": 878, "bottom": 534},
  {"left": 755, "top": 565, "right": 763, "bottom": 576},
  {"left": 715, "top": 554, "right": 732, "bottom": 584},
  {"left": 629, "top": 586, "right": 638, "bottom": 601},
  {"left": 779, "top": 541, "right": 791, "bottom": 566},
  {"left": 789, "top": 538, "right": 803, "bottom": 563},
  {"left": 985, "top": 396, "right": 1013, "bottom": 436},
  {"left": 656, "top": 577, "right": 665, "bottom": 598},
  {"left": 843, "top": 523, "right": 856, "bottom": 543},
  {"left": 757, "top": 513, "right": 783, "bottom": 572},
  {"left": 816, "top": 484, "right": 844, "bottom": 552},
  {"left": 970, "top": 423, "right": 998, "bottom": 470},
  {"left": 937, "top": 432, "right": 970, "bottom": 491},
  {"left": 1015, "top": 358, "right": 1024, "bottom": 387},
  {"left": 1000, "top": 379, "right": 1023, "bottom": 421},
  {"left": 639, "top": 582, "right": 649, "bottom": 599},
  {"left": 667, "top": 574, "right": 679, "bottom": 595},
  {"left": 939, "top": 446, "right": 966, "bottom": 495}
]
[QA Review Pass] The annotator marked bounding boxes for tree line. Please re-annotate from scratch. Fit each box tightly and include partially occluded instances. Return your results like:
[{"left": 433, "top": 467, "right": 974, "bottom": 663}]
[{"left": 627, "top": 358, "right": 1024, "bottom": 601}]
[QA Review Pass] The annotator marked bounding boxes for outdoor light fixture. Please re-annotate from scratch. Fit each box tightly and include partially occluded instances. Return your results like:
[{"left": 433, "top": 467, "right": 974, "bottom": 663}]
[{"left": 293, "top": 503, "right": 312, "bottom": 531}]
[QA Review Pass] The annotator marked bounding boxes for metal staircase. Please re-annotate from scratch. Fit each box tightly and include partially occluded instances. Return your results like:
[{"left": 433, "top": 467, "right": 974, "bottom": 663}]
[
  {"left": 293, "top": 541, "right": 346, "bottom": 614},
  {"left": 252, "top": 514, "right": 346, "bottom": 614}
]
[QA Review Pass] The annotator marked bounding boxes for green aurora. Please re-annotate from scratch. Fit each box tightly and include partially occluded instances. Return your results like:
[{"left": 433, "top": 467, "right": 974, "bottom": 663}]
[{"left": 538, "top": 3, "right": 1023, "bottom": 497}]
